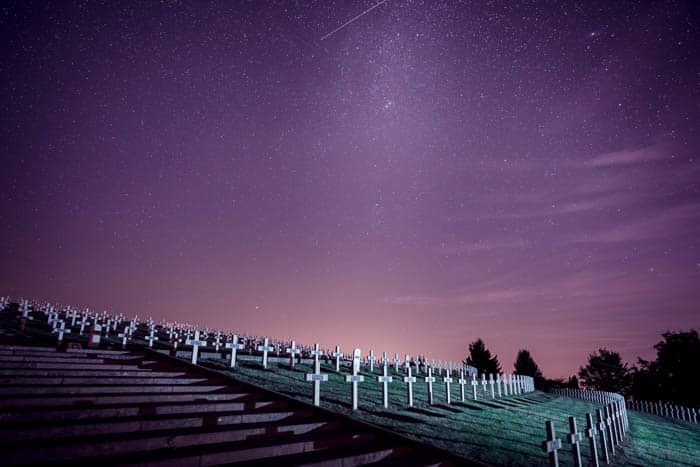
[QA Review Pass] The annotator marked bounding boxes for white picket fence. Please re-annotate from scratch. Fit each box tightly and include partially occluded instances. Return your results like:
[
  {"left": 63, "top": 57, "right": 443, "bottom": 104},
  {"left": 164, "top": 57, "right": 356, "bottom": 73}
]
[{"left": 627, "top": 399, "right": 698, "bottom": 424}]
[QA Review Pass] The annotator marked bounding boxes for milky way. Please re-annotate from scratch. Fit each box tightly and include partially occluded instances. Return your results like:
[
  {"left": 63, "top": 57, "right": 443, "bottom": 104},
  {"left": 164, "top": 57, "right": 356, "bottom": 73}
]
[{"left": 1, "top": 1, "right": 698, "bottom": 377}]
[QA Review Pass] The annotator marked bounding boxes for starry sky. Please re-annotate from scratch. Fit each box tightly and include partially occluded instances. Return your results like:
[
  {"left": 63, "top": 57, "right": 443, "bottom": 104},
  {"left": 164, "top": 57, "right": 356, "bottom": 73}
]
[{"left": 2, "top": 1, "right": 699, "bottom": 378}]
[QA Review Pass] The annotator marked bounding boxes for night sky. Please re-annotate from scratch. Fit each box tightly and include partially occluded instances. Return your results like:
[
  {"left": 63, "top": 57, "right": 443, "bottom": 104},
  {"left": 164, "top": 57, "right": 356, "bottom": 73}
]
[{"left": 2, "top": 1, "right": 698, "bottom": 378}]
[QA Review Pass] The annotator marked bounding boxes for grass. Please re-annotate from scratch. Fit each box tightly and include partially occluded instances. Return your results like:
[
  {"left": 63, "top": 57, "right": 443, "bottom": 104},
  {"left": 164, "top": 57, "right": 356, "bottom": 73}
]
[{"left": 193, "top": 355, "right": 700, "bottom": 466}]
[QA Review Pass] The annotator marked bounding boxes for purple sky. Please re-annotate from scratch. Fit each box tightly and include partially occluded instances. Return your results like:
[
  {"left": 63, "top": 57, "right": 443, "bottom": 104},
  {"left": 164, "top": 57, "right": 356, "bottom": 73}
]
[{"left": 2, "top": 1, "right": 698, "bottom": 378}]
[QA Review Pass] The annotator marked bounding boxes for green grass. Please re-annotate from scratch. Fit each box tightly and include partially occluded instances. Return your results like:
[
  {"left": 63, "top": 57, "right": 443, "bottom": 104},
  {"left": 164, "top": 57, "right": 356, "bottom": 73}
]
[{"left": 197, "top": 356, "right": 699, "bottom": 466}]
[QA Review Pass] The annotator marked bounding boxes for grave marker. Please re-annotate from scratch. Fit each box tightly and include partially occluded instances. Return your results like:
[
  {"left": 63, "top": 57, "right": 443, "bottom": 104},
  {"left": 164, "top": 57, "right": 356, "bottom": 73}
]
[
  {"left": 224, "top": 334, "right": 244, "bottom": 368},
  {"left": 286, "top": 340, "right": 301, "bottom": 368},
  {"left": 305, "top": 343, "right": 328, "bottom": 407},
  {"left": 585, "top": 413, "right": 600, "bottom": 467},
  {"left": 185, "top": 329, "right": 207, "bottom": 365},
  {"left": 443, "top": 371, "right": 453, "bottom": 404},
  {"left": 542, "top": 420, "right": 562, "bottom": 467},
  {"left": 596, "top": 408, "right": 610, "bottom": 463},
  {"left": 566, "top": 416, "right": 583, "bottom": 467},
  {"left": 333, "top": 345, "right": 343, "bottom": 372},
  {"left": 376, "top": 363, "right": 393, "bottom": 409},
  {"left": 344, "top": 348, "right": 364, "bottom": 410},
  {"left": 424, "top": 366, "right": 436, "bottom": 405},
  {"left": 458, "top": 369, "right": 467, "bottom": 402},
  {"left": 403, "top": 366, "right": 417, "bottom": 407},
  {"left": 257, "top": 337, "right": 275, "bottom": 369}
]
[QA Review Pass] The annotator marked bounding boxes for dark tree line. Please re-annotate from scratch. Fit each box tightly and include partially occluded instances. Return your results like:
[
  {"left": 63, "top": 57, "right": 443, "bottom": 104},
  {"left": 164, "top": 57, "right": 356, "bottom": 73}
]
[{"left": 464, "top": 329, "right": 699, "bottom": 407}]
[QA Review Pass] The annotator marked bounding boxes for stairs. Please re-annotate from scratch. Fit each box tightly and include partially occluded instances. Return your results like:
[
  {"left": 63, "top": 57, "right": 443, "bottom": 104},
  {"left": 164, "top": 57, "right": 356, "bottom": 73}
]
[{"left": 0, "top": 344, "right": 464, "bottom": 466}]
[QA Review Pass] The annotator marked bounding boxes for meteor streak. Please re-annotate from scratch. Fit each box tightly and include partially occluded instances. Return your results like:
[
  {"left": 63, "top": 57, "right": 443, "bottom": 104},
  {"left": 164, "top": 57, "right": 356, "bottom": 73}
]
[{"left": 320, "top": 0, "right": 389, "bottom": 41}]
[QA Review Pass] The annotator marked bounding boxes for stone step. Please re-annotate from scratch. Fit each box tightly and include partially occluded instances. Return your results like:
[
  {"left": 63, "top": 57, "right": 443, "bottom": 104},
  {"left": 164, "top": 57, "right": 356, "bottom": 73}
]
[
  {"left": 84, "top": 427, "right": 376, "bottom": 466},
  {"left": 297, "top": 445, "right": 401, "bottom": 467},
  {"left": 1, "top": 419, "right": 341, "bottom": 464},
  {"left": 0, "top": 410, "right": 318, "bottom": 443},
  {"left": 0, "top": 345, "right": 56, "bottom": 352},
  {"left": 0, "top": 384, "right": 226, "bottom": 395},
  {"left": 0, "top": 356, "right": 107, "bottom": 364},
  {"left": 0, "top": 399, "right": 284, "bottom": 424},
  {"left": 0, "top": 369, "right": 177, "bottom": 377},
  {"left": 0, "top": 376, "right": 208, "bottom": 385},
  {"left": 65, "top": 348, "right": 132, "bottom": 355},
  {"left": 0, "top": 350, "right": 88, "bottom": 358},
  {"left": 0, "top": 391, "right": 248, "bottom": 408},
  {"left": 0, "top": 362, "right": 145, "bottom": 370}
]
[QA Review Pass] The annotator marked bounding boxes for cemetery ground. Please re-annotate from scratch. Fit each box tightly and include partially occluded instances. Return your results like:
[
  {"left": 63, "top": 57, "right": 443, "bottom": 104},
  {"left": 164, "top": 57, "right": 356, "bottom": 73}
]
[{"left": 195, "top": 354, "right": 699, "bottom": 466}]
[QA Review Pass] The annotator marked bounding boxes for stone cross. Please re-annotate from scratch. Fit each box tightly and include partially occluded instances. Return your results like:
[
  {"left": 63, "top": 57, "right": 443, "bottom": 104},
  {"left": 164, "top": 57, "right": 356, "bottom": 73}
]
[
  {"left": 481, "top": 373, "right": 488, "bottom": 396},
  {"left": 145, "top": 327, "right": 158, "bottom": 348},
  {"left": 367, "top": 349, "right": 376, "bottom": 373},
  {"left": 68, "top": 309, "right": 78, "bottom": 327},
  {"left": 489, "top": 374, "right": 495, "bottom": 398},
  {"left": 118, "top": 326, "right": 130, "bottom": 348},
  {"left": 585, "top": 412, "right": 600, "bottom": 467},
  {"left": 458, "top": 369, "right": 467, "bottom": 402},
  {"left": 595, "top": 407, "right": 610, "bottom": 464},
  {"left": 333, "top": 345, "right": 343, "bottom": 372},
  {"left": 376, "top": 363, "right": 393, "bottom": 409},
  {"left": 344, "top": 348, "right": 364, "bottom": 410},
  {"left": 78, "top": 317, "right": 90, "bottom": 335},
  {"left": 443, "top": 371, "right": 453, "bottom": 404},
  {"left": 542, "top": 420, "right": 562, "bottom": 467},
  {"left": 404, "top": 354, "right": 411, "bottom": 373},
  {"left": 305, "top": 344, "right": 328, "bottom": 407},
  {"left": 185, "top": 329, "right": 207, "bottom": 365},
  {"left": 53, "top": 320, "right": 70, "bottom": 343},
  {"left": 310, "top": 342, "right": 323, "bottom": 368},
  {"left": 257, "top": 337, "right": 275, "bottom": 369},
  {"left": 496, "top": 374, "right": 502, "bottom": 397},
  {"left": 393, "top": 352, "right": 400, "bottom": 373},
  {"left": 566, "top": 416, "right": 583, "bottom": 467},
  {"left": 225, "top": 334, "right": 244, "bottom": 368},
  {"left": 603, "top": 405, "right": 616, "bottom": 455},
  {"left": 213, "top": 332, "right": 222, "bottom": 352},
  {"left": 403, "top": 366, "right": 417, "bottom": 407},
  {"left": 286, "top": 340, "right": 301, "bottom": 368},
  {"left": 381, "top": 351, "right": 388, "bottom": 366},
  {"left": 424, "top": 366, "right": 436, "bottom": 405},
  {"left": 503, "top": 374, "right": 510, "bottom": 396},
  {"left": 471, "top": 373, "right": 479, "bottom": 400}
]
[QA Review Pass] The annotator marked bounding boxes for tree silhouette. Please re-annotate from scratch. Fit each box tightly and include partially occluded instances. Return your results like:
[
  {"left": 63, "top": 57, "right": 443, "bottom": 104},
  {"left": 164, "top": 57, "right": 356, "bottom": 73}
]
[
  {"left": 465, "top": 338, "right": 501, "bottom": 375},
  {"left": 578, "top": 348, "right": 630, "bottom": 393},
  {"left": 632, "top": 330, "right": 700, "bottom": 407},
  {"left": 514, "top": 349, "right": 545, "bottom": 388}
]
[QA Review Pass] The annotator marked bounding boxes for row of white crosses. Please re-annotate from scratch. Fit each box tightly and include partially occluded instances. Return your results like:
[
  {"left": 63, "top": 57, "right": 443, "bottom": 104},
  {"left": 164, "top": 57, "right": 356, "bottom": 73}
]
[
  {"left": 544, "top": 388, "right": 630, "bottom": 467},
  {"left": 627, "top": 399, "right": 698, "bottom": 424}
]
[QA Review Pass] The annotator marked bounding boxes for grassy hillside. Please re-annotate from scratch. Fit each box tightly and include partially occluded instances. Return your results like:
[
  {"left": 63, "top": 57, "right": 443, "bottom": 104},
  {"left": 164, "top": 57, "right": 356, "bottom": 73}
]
[{"left": 200, "top": 356, "right": 700, "bottom": 466}]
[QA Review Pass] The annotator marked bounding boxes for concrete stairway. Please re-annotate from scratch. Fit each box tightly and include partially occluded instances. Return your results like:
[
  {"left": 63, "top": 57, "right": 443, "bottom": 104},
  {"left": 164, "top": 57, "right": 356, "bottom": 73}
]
[{"left": 0, "top": 344, "right": 463, "bottom": 466}]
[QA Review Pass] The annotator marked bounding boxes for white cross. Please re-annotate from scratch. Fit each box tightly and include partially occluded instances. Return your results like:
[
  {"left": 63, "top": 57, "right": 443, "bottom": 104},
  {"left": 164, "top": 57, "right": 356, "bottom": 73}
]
[
  {"left": 185, "top": 329, "right": 207, "bottom": 365},
  {"left": 367, "top": 349, "right": 376, "bottom": 373},
  {"left": 381, "top": 351, "right": 388, "bottom": 366},
  {"left": 145, "top": 327, "right": 158, "bottom": 348},
  {"left": 444, "top": 371, "right": 453, "bottom": 404},
  {"left": 542, "top": 420, "right": 562, "bottom": 467},
  {"left": 214, "top": 332, "right": 222, "bottom": 352},
  {"left": 403, "top": 366, "right": 417, "bottom": 407},
  {"left": 286, "top": 340, "right": 301, "bottom": 368},
  {"left": 393, "top": 352, "right": 400, "bottom": 373},
  {"left": 471, "top": 374, "right": 479, "bottom": 400},
  {"left": 481, "top": 373, "right": 488, "bottom": 396},
  {"left": 458, "top": 369, "right": 467, "bottom": 402},
  {"left": 332, "top": 345, "right": 343, "bottom": 372},
  {"left": 257, "top": 337, "right": 275, "bottom": 369},
  {"left": 404, "top": 354, "right": 411, "bottom": 373},
  {"left": 68, "top": 309, "right": 78, "bottom": 327},
  {"left": 305, "top": 343, "right": 328, "bottom": 407},
  {"left": 310, "top": 342, "right": 324, "bottom": 367},
  {"left": 376, "top": 363, "right": 393, "bottom": 409},
  {"left": 584, "top": 413, "right": 600, "bottom": 467},
  {"left": 566, "top": 416, "right": 583, "bottom": 467},
  {"left": 489, "top": 373, "right": 495, "bottom": 398},
  {"left": 225, "top": 334, "right": 244, "bottom": 368},
  {"left": 78, "top": 316, "right": 90, "bottom": 335},
  {"left": 53, "top": 320, "right": 70, "bottom": 343},
  {"left": 117, "top": 326, "right": 130, "bottom": 348},
  {"left": 496, "top": 374, "right": 502, "bottom": 397},
  {"left": 344, "top": 348, "right": 364, "bottom": 410},
  {"left": 424, "top": 366, "right": 436, "bottom": 405}
]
